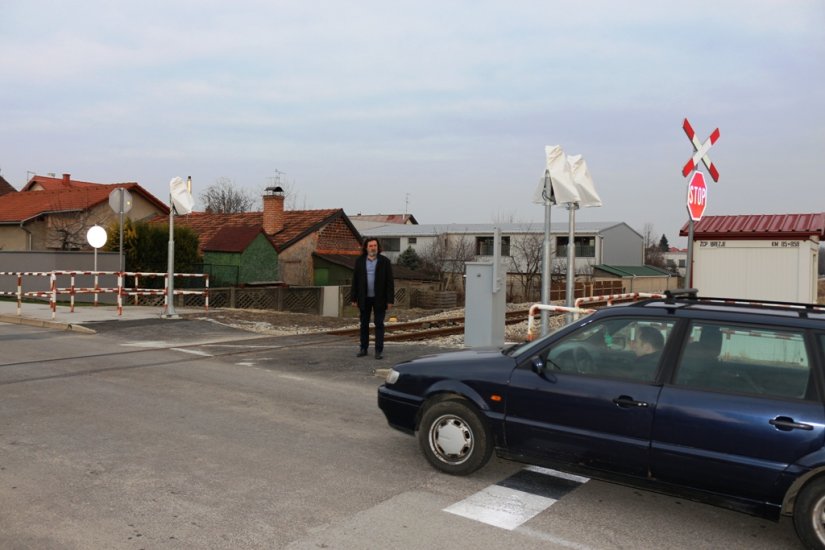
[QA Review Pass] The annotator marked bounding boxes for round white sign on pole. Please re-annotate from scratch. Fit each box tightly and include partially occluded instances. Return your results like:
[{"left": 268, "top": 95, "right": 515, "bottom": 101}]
[{"left": 86, "top": 225, "right": 108, "bottom": 249}]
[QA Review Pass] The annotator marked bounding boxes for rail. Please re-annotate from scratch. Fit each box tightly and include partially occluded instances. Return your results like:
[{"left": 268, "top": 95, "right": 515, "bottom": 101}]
[{"left": 0, "top": 270, "right": 209, "bottom": 319}]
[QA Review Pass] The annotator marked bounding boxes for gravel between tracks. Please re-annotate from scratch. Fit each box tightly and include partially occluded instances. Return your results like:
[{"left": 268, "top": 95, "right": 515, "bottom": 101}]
[{"left": 189, "top": 303, "right": 569, "bottom": 347}]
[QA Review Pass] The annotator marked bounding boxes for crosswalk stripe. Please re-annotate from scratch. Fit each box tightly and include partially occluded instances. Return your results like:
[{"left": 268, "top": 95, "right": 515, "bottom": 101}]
[{"left": 443, "top": 467, "right": 589, "bottom": 530}]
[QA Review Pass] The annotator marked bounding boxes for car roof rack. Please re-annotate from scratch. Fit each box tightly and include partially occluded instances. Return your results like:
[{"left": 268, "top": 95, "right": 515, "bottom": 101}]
[{"left": 660, "top": 288, "right": 825, "bottom": 319}]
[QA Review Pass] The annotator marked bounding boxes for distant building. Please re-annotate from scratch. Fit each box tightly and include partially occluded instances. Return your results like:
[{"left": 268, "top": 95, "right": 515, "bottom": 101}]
[
  {"left": 169, "top": 188, "right": 363, "bottom": 287},
  {"left": 0, "top": 173, "right": 167, "bottom": 251},
  {"left": 349, "top": 213, "right": 418, "bottom": 234},
  {"left": 360, "top": 221, "right": 644, "bottom": 274},
  {"left": 663, "top": 247, "right": 688, "bottom": 278},
  {"left": 679, "top": 213, "right": 824, "bottom": 302}
]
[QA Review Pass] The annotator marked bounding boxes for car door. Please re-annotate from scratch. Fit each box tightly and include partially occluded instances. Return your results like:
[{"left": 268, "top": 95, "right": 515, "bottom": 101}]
[
  {"left": 504, "top": 316, "right": 676, "bottom": 476},
  {"left": 651, "top": 321, "right": 825, "bottom": 503}
]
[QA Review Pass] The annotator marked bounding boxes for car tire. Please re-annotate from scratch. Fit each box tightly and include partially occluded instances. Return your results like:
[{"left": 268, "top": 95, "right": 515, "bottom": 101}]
[
  {"left": 417, "top": 399, "right": 493, "bottom": 476},
  {"left": 794, "top": 477, "right": 825, "bottom": 549}
]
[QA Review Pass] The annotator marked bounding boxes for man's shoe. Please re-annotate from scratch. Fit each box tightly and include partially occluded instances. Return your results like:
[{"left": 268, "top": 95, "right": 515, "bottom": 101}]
[
  {"left": 356, "top": 349, "right": 368, "bottom": 357},
  {"left": 375, "top": 352, "right": 383, "bottom": 360}
]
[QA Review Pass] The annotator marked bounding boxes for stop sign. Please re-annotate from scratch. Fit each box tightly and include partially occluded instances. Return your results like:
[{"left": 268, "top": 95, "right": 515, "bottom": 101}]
[{"left": 686, "top": 171, "right": 708, "bottom": 221}]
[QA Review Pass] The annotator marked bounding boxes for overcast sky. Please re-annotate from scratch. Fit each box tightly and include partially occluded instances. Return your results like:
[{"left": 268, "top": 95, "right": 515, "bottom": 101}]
[{"left": 1, "top": 1, "right": 822, "bottom": 244}]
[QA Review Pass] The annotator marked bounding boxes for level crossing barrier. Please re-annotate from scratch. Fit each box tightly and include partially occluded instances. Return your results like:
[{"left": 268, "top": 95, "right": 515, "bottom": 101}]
[{"left": 0, "top": 271, "right": 209, "bottom": 319}]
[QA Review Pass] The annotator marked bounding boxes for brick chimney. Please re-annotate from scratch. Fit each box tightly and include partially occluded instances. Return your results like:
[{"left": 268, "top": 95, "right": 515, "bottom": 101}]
[
  {"left": 262, "top": 186, "right": 285, "bottom": 234},
  {"left": 62, "top": 173, "right": 71, "bottom": 184}
]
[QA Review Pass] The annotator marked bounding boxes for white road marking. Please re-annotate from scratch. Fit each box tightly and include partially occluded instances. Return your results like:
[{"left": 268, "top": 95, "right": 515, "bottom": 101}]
[
  {"left": 525, "top": 465, "right": 590, "bottom": 484},
  {"left": 236, "top": 362, "right": 255, "bottom": 366},
  {"left": 170, "top": 348, "right": 213, "bottom": 357},
  {"left": 122, "top": 341, "right": 169, "bottom": 348},
  {"left": 444, "top": 484, "right": 556, "bottom": 530}
]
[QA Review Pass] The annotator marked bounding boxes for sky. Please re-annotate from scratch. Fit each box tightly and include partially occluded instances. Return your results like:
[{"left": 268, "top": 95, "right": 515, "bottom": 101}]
[{"left": 1, "top": 0, "right": 823, "bottom": 245}]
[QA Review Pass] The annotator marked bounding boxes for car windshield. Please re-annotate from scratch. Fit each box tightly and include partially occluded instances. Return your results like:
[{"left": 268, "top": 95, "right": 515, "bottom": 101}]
[{"left": 507, "top": 319, "right": 576, "bottom": 358}]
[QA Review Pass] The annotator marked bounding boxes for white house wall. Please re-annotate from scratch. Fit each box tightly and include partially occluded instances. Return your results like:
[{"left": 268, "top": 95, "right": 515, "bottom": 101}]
[{"left": 693, "top": 238, "right": 819, "bottom": 302}]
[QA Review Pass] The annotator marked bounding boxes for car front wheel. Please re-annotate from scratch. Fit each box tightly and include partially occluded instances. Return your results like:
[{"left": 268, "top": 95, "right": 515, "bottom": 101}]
[
  {"left": 794, "top": 477, "right": 825, "bottom": 549},
  {"left": 417, "top": 399, "right": 492, "bottom": 475}
]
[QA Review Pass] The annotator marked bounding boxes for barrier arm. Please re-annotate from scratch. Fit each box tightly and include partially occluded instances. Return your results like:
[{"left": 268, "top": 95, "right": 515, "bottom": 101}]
[{"left": 526, "top": 303, "right": 595, "bottom": 342}]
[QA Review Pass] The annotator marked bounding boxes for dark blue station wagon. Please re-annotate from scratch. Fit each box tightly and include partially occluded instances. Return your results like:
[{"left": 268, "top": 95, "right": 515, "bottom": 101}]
[{"left": 377, "top": 291, "right": 825, "bottom": 549}]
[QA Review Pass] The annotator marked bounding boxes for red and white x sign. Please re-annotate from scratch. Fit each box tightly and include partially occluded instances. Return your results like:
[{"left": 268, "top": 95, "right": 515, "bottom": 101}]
[{"left": 681, "top": 118, "right": 720, "bottom": 181}]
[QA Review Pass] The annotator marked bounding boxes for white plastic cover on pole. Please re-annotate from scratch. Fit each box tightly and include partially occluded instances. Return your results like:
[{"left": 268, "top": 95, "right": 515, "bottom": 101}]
[
  {"left": 567, "top": 154, "right": 602, "bottom": 208},
  {"left": 170, "top": 176, "right": 194, "bottom": 215},
  {"left": 532, "top": 145, "right": 581, "bottom": 205}
]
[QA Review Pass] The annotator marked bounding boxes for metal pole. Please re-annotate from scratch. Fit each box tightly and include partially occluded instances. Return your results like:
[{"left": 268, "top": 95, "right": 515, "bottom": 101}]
[
  {"left": 686, "top": 218, "right": 694, "bottom": 288},
  {"left": 565, "top": 203, "right": 578, "bottom": 322},
  {"left": 540, "top": 172, "right": 552, "bottom": 336},
  {"left": 164, "top": 197, "right": 178, "bottom": 318},
  {"left": 118, "top": 188, "right": 125, "bottom": 273}
]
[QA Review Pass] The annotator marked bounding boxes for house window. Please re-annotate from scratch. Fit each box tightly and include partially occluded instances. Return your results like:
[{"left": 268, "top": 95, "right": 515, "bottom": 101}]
[
  {"left": 408, "top": 237, "right": 417, "bottom": 245},
  {"left": 555, "top": 236, "right": 595, "bottom": 258},
  {"left": 475, "top": 236, "right": 510, "bottom": 256},
  {"left": 380, "top": 238, "right": 401, "bottom": 252},
  {"left": 678, "top": 259, "right": 686, "bottom": 268}
]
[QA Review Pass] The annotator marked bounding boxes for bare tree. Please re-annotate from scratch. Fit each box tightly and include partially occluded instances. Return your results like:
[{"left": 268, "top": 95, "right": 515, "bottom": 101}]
[
  {"left": 642, "top": 223, "right": 665, "bottom": 267},
  {"left": 508, "top": 229, "right": 543, "bottom": 302},
  {"left": 200, "top": 177, "right": 255, "bottom": 213},
  {"left": 46, "top": 191, "right": 110, "bottom": 250},
  {"left": 419, "top": 232, "right": 476, "bottom": 291}
]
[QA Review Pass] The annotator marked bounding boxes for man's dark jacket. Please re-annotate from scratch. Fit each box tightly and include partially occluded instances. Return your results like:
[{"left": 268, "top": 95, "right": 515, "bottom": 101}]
[{"left": 351, "top": 254, "right": 395, "bottom": 309}]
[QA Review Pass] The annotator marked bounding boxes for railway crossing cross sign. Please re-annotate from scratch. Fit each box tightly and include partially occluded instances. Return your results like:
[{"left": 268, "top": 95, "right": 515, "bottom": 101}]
[
  {"left": 682, "top": 118, "right": 720, "bottom": 181},
  {"left": 687, "top": 171, "right": 708, "bottom": 221}
]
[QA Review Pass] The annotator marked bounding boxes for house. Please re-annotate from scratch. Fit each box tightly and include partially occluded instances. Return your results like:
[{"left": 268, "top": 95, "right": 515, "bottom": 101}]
[
  {"left": 679, "top": 213, "right": 824, "bottom": 302},
  {"left": 591, "top": 264, "right": 679, "bottom": 293},
  {"left": 349, "top": 213, "right": 418, "bottom": 234},
  {"left": 171, "top": 188, "right": 363, "bottom": 287},
  {"left": 0, "top": 174, "right": 15, "bottom": 196},
  {"left": 0, "top": 173, "right": 168, "bottom": 251},
  {"left": 663, "top": 247, "right": 688, "bottom": 278},
  {"left": 361, "top": 221, "right": 644, "bottom": 274},
  {"left": 201, "top": 225, "right": 279, "bottom": 286}
]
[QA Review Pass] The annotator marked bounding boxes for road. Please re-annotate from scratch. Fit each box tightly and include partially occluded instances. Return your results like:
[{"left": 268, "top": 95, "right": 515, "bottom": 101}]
[{"left": 0, "top": 319, "right": 803, "bottom": 549}]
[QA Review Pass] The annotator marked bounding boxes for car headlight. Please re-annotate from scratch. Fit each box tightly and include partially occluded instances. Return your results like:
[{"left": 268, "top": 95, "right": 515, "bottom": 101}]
[{"left": 385, "top": 368, "right": 400, "bottom": 385}]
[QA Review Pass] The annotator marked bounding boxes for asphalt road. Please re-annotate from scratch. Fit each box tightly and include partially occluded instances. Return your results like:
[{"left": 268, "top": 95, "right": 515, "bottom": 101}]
[{"left": 0, "top": 319, "right": 804, "bottom": 549}]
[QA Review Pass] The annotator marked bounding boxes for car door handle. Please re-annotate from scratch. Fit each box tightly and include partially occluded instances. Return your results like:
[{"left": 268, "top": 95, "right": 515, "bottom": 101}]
[
  {"left": 613, "top": 395, "right": 649, "bottom": 408},
  {"left": 770, "top": 416, "right": 814, "bottom": 431}
]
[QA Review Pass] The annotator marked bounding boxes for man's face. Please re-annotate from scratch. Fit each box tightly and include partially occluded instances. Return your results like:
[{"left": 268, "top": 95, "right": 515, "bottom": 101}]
[{"left": 366, "top": 240, "right": 379, "bottom": 258}]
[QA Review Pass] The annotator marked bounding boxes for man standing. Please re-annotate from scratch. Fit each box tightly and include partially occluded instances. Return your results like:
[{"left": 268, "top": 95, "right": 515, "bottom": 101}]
[{"left": 351, "top": 238, "right": 394, "bottom": 359}]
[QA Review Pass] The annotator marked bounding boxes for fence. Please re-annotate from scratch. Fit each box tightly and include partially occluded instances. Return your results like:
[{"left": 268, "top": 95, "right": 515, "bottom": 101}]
[{"left": 0, "top": 270, "right": 209, "bottom": 319}]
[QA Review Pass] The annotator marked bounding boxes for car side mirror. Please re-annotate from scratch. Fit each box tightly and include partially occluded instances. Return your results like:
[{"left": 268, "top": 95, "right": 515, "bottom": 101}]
[{"left": 531, "top": 356, "right": 545, "bottom": 374}]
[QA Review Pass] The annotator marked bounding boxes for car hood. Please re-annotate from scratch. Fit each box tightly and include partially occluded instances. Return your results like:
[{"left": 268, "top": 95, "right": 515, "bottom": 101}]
[{"left": 394, "top": 347, "right": 512, "bottom": 373}]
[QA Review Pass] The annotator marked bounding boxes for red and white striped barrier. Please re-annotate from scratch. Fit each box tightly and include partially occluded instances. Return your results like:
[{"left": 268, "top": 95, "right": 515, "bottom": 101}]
[
  {"left": 526, "top": 292, "right": 667, "bottom": 342},
  {"left": 1, "top": 270, "right": 209, "bottom": 320},
  {"left": 526, "top": 303, "right": 595, "bottom": 342}
]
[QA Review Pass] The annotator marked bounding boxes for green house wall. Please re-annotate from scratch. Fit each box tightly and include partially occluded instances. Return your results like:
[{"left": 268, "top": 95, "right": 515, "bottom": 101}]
[
  {"left": 204, "top": 234, "right": 278, "bottom": 286},
  {"left": 313, "top": 256, "right": 354, "bottom": 286}
]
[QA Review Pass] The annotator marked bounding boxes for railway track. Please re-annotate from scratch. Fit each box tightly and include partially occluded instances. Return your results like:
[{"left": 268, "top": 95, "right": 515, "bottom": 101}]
[{"left": 326, "top": 309, "right": 531, "bottom": 342}]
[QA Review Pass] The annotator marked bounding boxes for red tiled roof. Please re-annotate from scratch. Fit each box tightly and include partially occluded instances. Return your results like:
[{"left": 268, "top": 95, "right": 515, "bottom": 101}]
[
  {"left": 21, "top": 175, "right": 99, "bottom": 192},
  {"left": 679, "top": 213, "right": 825, "bottom": 239},
  {"left": 0, "top": 182, "right": 168, "bottom": 223},
  {"left": 170, "top": 208, "right": 350, "bottom": 253},
  {"left": 203, "top": 225, "right": 268, "bottom": 253}
]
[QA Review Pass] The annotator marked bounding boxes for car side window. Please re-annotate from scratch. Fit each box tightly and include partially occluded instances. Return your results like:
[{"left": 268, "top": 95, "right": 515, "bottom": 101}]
[
  {"left": 674, "top": 322, "right": 811, "bottom": 400},
  {"left": 545, "top": 318, "right": 675, "bottom": 382}
]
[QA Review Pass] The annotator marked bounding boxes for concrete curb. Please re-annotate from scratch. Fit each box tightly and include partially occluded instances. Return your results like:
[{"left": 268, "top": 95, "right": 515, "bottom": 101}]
[{"left": 0, "top": 314, "right": 97, "bottom": 334}]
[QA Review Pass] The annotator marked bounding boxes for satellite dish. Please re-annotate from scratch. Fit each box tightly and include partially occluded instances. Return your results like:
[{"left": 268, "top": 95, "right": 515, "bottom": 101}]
[
  {"left": 86, "top": 225, "right": 107, "bottom": 249},
  {"left": 170, "top": 176, "right": 194, "bottom": 215}
]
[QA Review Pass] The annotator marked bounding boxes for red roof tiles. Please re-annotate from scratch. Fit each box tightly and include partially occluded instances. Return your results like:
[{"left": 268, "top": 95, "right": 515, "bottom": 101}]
[
  {"left": 0, "top": 182, "right": 168, "bottom": 223},
  {"left": 171, "top": 208, "right": 360, "bottom": 254}
]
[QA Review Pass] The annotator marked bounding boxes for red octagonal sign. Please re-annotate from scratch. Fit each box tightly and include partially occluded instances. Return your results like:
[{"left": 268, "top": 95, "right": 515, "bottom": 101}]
[{"left": 687, "top": 171, "right": 708, "bottom": 221}]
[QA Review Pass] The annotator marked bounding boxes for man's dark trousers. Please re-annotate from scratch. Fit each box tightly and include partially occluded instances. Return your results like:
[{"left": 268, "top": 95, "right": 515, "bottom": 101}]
[{"left": 359, "top": 297, "right": 386, "bottom": 353}]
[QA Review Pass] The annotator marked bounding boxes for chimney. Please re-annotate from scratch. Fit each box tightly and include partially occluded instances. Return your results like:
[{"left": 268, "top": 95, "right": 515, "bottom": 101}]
[
  {"left": 62, "top": 173, "right": 71, "bottom": 184},
  {"left": 262, "top": 186, "right": 285, "bottom": 234}
]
